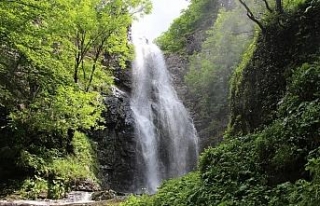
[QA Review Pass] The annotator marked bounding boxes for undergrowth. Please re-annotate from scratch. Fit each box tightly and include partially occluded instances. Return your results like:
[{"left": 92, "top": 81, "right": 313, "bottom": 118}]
[{"left": 19, "top": 131, "right": 99, "bottom": 199}]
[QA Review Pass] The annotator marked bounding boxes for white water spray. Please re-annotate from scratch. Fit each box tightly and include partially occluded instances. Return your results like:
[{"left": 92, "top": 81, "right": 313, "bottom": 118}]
[{"left": 130, "top": 28, "right": 198, "bottom": 193}]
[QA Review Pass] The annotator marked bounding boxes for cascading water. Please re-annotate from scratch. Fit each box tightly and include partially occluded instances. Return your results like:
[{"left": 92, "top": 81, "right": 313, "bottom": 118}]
[{"left": 130, "top": 30, "right": 199, "bottom": 193}]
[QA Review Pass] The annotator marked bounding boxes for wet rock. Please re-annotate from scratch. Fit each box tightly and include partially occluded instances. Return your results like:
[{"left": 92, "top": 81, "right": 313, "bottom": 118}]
[
  {"left": 91, "top": 190, "right": 116, "bottom": 201},
  {"left": 112, "top": 67, "right": 132, "bottom": 93},
  {"left": 70, "top": 179, "right": 100, "bottom": 192},
  {"left": 88, "top": 86, "right": 138, "bottom": 193},
  {"left": 185, "top": 32, "right": 207, "bottom": 55},
  {"left": 165, "top": 54, "right": 189, "bottom": 104}
]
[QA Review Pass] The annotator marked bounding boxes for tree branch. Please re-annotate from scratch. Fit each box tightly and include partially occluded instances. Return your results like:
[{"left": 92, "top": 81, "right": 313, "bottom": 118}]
[
  {"left": 238, "top": 0, "right": 266, "bottom": 34},
  {"left": 262, "top": 0, "right": 273, "bottom": 13}
]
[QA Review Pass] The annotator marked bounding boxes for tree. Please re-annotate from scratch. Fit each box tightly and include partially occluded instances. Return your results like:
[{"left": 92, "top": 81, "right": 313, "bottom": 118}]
[
  {"left": 0, "top": 0, "right": 151, "bottom": 133},
  {"left": 52, "top": 0, "right": 151, "bottom": 90},
  {"left": 238, "top": 0, "right": 284, "bottom": 34},
  {"left": 0, "top": 0, "right": 151, "bottom": 182},
  {"left": 275, "top": 0, "right": 283, "bottom": 13}
]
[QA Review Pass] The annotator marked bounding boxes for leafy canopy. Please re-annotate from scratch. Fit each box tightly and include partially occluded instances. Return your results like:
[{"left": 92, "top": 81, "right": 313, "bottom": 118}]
[{"left": 0, "top": 0, "right": 151, "bottom": 198}]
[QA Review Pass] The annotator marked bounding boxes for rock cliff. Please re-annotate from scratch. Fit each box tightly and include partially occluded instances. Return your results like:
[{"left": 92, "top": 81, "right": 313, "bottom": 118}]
[{"left": 89, "top": 68, "right": 138, "bottom": 193}]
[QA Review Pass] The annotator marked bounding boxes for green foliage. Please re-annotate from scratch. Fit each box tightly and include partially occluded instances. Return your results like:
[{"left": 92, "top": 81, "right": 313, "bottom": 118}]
[
  {"left": 195, "top": 138, "right": 269, "bottom": 206},
  {"left": 49, "top": 131, "right": 99, "bottom": 180},
  {"left": 122, "top": 173, "right": 201, "bottom": 206},
  {"left": 228, "top": 0, "right": 320, "bottom": 136},
  {"left": 283, "top": 0, "right": 307, "bottom": 11},
  {"left": 152, "top": 172, "right": 201, "bottom": 206},
  {"left": 0, "top": 0, "right": 151, "bottom": 198},
  {"left": 156, "top": 0, "right": 221, "bottom": 53},
  {"left": 185, "top": 3, "right": 255, "bottom": 144},
  {"left": 19, "top": 131, "right": 99, "bottom": 199},
  {"left": 121, "top": 195, "right": 153, "bottom": 206},
  {"left": 10, "top": 86, "right": 103, "bottom": 135}
]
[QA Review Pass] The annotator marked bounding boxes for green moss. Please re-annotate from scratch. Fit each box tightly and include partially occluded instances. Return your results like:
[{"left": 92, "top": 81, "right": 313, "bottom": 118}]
[
  {"left": 121, "top": 195, "right": 153, "bottom": 206},
  {"left": 226, "top": 32, "right": 259, "bottom": 137},
  {"left": 230, "top": 31, "right": 258, "bottom": 97},
  {"left": 228, "top": 0, "right": 320, "bottom": 136}
]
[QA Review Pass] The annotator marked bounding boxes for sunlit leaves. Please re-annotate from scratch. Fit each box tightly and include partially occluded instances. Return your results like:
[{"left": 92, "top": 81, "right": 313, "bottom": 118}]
[
  {"left": 0, "top": 0, "right": 151, "bottom": 130},
  {"left": 0, "top": 0, "right": 151, "bottom": 191},
  {"left": 11, "top": 86, "right": 103, "bottom": 133}
]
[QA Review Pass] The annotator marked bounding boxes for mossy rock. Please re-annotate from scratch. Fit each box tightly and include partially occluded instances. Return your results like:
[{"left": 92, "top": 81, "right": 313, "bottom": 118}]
[{"left": 91, "top": 190, "right": 116, "bottom": 201}]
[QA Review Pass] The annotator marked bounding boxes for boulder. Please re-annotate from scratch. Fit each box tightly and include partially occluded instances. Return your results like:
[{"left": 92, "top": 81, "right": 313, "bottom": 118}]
[
  {"left": 91, "top": 190, "right": 116, "bottom": 201},
  {"left": 70, "top": 179, "right": 100, "bottom": 192}
]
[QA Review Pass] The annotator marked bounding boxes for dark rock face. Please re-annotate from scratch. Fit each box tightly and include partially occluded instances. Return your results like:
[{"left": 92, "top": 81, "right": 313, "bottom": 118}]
[
  {"left": 95, "top": 92, "right": 137, "bottom": 193},
  {"left": 229, "top": 7, "right": 320, "bottom": 136},
  {"left": 165, "top": 54, "right": 189, "bottom": 103},
  {"left": 185, "top": 31, "right": 207, "bottom": 55},
  {"left": 112, "top": 67, "right": 132, "bottom": 94},
  {"left": 89, "top": 68, "right": 138, "bottom": 193}
]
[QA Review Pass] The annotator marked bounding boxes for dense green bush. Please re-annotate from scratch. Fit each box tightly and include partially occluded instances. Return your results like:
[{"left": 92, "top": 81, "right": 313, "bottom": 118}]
[{"left": 18, "top": 131, "right": 99, "bottom": 199}]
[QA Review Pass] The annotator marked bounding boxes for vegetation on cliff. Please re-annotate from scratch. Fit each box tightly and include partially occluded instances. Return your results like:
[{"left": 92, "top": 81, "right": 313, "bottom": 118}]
[
  {"left": 123, "top": 0, "right": 320, "bottom": 205},
  {"left": 0, "top": 0, "right": 150, "bottom": 199},
  {"left": 156, "top": 0, "right": 221, "bottom": 54},
  {"left": 185, "top": 1, "right": 257, "bottom": 146},
  {"left": 157, "top": 0, "right": 263, "bottom": 148}
]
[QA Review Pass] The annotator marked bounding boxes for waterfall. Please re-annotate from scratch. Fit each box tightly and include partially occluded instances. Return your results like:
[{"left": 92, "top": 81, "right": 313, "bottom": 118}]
[{"left": 130, "top": 33, "right": 199, "bottom": 193}]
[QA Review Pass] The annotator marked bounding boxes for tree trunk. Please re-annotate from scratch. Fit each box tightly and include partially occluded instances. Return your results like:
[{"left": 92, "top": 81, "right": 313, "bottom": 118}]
[{"left": 275, "top": 0, "right": 283, "bottom": 13}]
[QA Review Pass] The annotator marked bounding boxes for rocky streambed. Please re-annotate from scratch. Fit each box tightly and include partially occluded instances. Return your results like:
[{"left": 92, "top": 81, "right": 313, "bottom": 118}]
[{"left": 0, "top": 190, "right": 127, "bottom": 206}]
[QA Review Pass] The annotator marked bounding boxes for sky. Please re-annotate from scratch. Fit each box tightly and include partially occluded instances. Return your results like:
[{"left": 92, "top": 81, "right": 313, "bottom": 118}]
[{"left": 132, "top": 0, "right": 190, "bottom": 41}]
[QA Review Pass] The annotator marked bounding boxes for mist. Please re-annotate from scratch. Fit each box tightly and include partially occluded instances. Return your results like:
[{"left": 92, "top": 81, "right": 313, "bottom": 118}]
[{"left": 133, "top": 0, "right": 189, "bottom": 41}]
